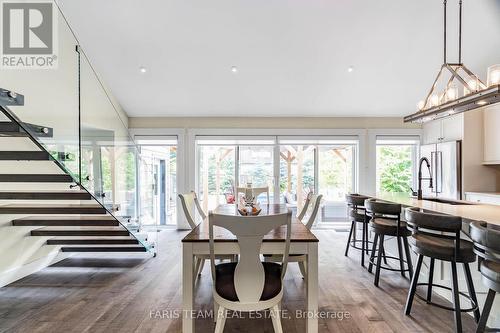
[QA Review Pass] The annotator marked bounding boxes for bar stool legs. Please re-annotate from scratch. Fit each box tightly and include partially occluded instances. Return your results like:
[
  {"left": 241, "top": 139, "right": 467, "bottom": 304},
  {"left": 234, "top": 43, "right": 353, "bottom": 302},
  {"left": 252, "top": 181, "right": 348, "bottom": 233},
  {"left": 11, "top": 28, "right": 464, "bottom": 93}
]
[
  {"left": 344, "top": 219, "right": 371, "bottom": 267},
  {"left": 405, "top": 254, "right": 424, "bottom": 315},
  {"left": 463, "top": 263, "right": 481, "bottom": 323},
  {"left": 426, "top": 258, "right": 435, "bottom": 303},
  {"left": 476, "top": 289, "right": 496, "bottom": 333},
  {"left": 405, "top": 255, "right": 481, "bottom": 333},
  {"left": 450, "top": 261, "right": 463, "bottom": 333}
]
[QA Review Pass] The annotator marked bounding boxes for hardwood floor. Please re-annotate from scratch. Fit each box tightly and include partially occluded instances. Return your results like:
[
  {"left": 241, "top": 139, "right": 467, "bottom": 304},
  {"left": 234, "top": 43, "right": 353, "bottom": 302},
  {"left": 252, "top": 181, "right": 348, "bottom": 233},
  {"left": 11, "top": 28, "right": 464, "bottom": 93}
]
[{"left": 0, "top": 229, "right": 477, "bottom": 333}]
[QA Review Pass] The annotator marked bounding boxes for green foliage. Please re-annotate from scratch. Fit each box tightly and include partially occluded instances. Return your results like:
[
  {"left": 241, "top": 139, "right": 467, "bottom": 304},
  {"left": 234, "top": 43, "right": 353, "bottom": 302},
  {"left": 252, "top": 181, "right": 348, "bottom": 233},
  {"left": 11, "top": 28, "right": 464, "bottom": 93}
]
[{"left": 377, "top": 146, "right": 412, "bottom": 193}]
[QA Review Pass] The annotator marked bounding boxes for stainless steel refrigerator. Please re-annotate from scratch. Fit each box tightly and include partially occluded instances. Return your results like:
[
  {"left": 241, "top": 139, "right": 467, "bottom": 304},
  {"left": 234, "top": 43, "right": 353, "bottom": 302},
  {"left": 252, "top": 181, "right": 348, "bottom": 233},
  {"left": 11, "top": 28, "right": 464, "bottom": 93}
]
[{"left": 420, "top": 141, "right": 462, "bottom": 200}]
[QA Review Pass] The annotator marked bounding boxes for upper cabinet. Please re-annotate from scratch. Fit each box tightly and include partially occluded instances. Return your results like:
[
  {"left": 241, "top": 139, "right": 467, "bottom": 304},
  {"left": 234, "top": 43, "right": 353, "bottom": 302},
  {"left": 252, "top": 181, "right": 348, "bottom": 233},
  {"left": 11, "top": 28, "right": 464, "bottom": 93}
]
[
  {"left": 422, "top": 114, "right": 463, "bottom": 144},
  {"left": 483, "top": 105, "right": 500, "bottom": 164}
]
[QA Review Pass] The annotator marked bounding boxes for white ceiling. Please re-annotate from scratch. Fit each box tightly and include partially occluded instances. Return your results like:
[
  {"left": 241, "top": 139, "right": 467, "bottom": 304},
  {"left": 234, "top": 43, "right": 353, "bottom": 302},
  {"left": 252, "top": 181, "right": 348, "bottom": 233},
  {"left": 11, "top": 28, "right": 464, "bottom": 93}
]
[{"left": 57, "top": 0, "right": 500, "bottom": 117}]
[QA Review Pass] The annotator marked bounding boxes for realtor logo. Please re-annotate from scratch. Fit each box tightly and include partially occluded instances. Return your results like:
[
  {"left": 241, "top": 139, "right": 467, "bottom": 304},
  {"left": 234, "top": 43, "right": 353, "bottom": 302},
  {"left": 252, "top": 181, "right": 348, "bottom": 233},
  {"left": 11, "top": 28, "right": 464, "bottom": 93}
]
[{"left": 1, "top": 0, "right": 58, "bottom": 69}]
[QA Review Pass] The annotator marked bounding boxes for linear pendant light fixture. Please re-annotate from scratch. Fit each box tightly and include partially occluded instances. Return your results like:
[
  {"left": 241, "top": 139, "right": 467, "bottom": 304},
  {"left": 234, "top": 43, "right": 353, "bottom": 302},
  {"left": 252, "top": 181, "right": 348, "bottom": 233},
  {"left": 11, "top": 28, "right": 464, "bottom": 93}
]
[{"left": 404, "top": 0, "right": 500, "bottom": 123}]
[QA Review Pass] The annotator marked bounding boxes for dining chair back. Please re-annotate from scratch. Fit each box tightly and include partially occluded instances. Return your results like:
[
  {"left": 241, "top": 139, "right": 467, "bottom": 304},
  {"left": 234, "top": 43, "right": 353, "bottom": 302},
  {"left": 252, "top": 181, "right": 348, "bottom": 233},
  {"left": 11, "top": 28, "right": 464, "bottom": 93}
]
[
  {"left": 236, "top": 186, "right": 270, "bottom": 203},
  {"left": 209, "top": 210, "right": 291, "bottom": 303},
  {"left": 179, "top": 191, "right": 206, "bottom": 229},
  {"left": 297, "top": 192, "right": 323, "bottom": 229}
]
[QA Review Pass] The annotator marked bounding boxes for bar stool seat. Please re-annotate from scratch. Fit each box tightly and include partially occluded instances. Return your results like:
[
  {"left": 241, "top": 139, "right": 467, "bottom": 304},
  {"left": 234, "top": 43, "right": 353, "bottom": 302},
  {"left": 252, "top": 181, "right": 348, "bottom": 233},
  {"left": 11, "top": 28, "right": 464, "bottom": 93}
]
[
  {"left": 480, "top": 261, "right": 500, "bottom": 284},
  {"left": 370, "top": 218, "right": 411, "bottom": 236},
  {"left": 344, "top": 194, "right": 373, "bottom": 267},
  {"left": 365, "top": 198, "right": 413, "bottom": 287},
  {"left": 405, "top": 207, "right": 480, "bottom": 333},
  {"left": 470, "top": 221, "right": 500, "bottom": 333},
  {"left": 410, "top": 234, "right": 476, "bottom": 263},
  {"left": 349, "top": 209, "right": 365, "bottom": 222}
]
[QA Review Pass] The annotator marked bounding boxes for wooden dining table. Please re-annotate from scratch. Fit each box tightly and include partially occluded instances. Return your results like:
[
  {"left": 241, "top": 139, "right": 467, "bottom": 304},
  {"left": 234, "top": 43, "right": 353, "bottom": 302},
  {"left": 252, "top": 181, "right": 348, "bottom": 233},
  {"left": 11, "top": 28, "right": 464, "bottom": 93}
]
[{"left": 181, "top": 203, "right": 319, "bottom": 333}]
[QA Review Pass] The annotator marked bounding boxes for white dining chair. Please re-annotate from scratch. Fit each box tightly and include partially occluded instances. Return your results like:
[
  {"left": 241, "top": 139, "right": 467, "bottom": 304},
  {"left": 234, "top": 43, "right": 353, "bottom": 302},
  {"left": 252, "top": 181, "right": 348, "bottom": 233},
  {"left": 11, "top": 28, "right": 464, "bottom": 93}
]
[
  {"left": 236, "top": 186, "right": 270, "bottom": 204},
  {"left": 264, "top": 192, "right": 322, "bottom": 280},
  {"left": 178, "top": 192, "right": 234, "bottom": 277},
  {"left": 208, "top": 210, "right": 292, "bottom": 333}
]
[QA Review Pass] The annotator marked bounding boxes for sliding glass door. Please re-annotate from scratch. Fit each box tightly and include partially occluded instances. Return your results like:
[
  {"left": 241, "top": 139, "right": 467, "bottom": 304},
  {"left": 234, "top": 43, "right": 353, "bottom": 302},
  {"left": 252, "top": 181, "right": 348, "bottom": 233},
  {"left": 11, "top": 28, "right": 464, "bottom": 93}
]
[
  {"left": 317, "top": 144, "right": 355, "bottom": 222},
  {"left": 137, "top": 137, "right": 177, "bottom": 227},
  {"left": 279, "top": 145, "right": 315, "bottom": 211},
  {"left": 196, "top": 136, "right": 358, "bottom": 225},
  {"left": 198, "top": 145, "right": 236, "bottom": 211},
  {"left": 239, "top": 146, "right": 274, "bottom": 203}
]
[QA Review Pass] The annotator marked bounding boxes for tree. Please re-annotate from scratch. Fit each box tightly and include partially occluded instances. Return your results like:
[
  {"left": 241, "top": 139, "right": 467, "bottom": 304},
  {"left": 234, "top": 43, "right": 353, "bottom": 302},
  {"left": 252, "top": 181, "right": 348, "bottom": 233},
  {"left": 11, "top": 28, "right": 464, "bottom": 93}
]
[{"left": 377, "top": 146, "right": 412, "bottom": 193}]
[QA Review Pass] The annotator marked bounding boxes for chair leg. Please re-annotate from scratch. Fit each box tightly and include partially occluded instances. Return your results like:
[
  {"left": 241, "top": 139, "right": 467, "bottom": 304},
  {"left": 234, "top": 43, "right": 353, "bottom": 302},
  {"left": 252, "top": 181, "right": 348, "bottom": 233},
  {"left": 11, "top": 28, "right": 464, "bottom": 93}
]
[
  {"left": 270, "top": 304, "right": 283, "bottom": 333},
  {"left": 344, "top": 221, "right": 355, "bottom": 257},
  {"left": 396, "top": 236, "right": 405, "bottom": 277},
  {"left": 426, "top": 258, "right": 435, "bottom": 303},
  {"left": 352, "top": 221, "right": 357, "bottom": 243},
  {"left": 368, "top": 233, "right": 379, "bottom": 273},
  {"left": 361, "top": 222, "right": 366, "bottom": 267},
  {"left": 476, "top": 289, "right": 496, "bottom": 333},
  {"left": 364, "top": 223, "right": 370, "bottom": 255},
  {"left": 463, "top": 263, "right": 481, "bottom": 323},
  {"left": 197, "top": 259, "right": 205, "bottom": 276},
  {"left": 382, "top": 247, "right": 388, "bottom": 265},
  {"left": 405, "top": 254, "right": 423, "bottom": 315},
  {"left": 194, "top": 258, "right": 201, "bottom": 278},
  {"left": 214, "top": 302, "right": 219, "bottom": 323},
  {"left": 403, "top": 236, "right": 414, "bottom": 279},
  {"left": 450, "top": 261, "right": 463, "bottom": 333},
  {"left": 374, "top": 235, "right": 385, "bottom": 287},
  {"left": 214, "top": 305, "right": 227, "bottom": 333},
  {"left": 298, "top": 261, "right": 307, "bottom": 280}
]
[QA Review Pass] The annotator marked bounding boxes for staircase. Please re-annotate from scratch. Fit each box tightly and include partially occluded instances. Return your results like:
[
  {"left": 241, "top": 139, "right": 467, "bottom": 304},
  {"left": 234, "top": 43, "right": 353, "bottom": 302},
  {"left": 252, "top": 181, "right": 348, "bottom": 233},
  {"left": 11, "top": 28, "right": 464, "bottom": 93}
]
[{"left": 0, "top": 102, "right": 150, "bottom": 255}]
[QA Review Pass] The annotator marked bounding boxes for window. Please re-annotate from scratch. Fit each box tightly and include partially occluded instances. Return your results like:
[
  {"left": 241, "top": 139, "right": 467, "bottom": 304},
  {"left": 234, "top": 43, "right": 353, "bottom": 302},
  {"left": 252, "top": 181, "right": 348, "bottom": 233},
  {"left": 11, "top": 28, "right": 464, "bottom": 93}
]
[
  {"left": 196, "top": 136, "right": 359, "bottom": 224},
  {"left": 376, "top": 137, "right": 419, "bottom": 193},
  {"left": 137, "top": 136, "right": 178, "bottom": 227}
]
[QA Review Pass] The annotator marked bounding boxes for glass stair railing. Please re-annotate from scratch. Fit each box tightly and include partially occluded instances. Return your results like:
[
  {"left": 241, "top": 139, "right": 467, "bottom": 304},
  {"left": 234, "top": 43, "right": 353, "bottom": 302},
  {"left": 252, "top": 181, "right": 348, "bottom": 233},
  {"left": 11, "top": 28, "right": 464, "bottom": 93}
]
[{"left": 0, "top": 2, "right": 158, "bottom": 256}]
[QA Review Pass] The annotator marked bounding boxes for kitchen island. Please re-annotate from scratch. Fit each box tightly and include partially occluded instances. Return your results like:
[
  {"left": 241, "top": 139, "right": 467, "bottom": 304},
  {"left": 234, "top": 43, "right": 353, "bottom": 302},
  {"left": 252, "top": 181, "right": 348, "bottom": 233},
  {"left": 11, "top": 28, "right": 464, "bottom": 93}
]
[{"left": 363, "top": 192, "right": 500, "bottom": 228}]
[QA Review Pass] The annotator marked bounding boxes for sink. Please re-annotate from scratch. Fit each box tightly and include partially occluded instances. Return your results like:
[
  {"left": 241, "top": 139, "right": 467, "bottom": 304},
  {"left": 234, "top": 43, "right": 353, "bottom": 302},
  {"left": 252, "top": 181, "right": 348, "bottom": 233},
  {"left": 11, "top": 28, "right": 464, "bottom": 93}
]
[{"left": 412, "top": 196, "right": 477, "bottom": 205}]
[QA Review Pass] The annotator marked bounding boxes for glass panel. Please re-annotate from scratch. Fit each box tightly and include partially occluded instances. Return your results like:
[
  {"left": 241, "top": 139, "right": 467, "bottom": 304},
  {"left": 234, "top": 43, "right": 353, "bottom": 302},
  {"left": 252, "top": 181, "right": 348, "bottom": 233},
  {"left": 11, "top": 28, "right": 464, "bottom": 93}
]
[
  {"left": 138, "top": 145, "right": 177, "bottom": 226},
  {"left": 198, "top": 146, "right": 236, "bottom": 211},
  {"left": 376, "top": 144, "right": 415, "bottom": 193},
  {"left": 279, "top": 145, "right": 315, "bottom": 212},
  {"left": 0, "top": 9, "right": 80, "bottom": 178},
  {"left": 238, "top": 146, "right": 274, "bottom": 204},
  {"left": 318, "top": 145, "right": 355, "bottom": 223}
]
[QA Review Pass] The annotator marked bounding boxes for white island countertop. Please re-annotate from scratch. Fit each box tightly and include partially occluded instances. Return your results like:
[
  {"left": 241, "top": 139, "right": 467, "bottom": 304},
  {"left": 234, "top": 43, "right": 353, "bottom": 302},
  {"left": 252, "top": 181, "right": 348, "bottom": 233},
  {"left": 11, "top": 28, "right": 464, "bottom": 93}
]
[{"left": 362, "top": 192, "right": 500, "bottom": 228}]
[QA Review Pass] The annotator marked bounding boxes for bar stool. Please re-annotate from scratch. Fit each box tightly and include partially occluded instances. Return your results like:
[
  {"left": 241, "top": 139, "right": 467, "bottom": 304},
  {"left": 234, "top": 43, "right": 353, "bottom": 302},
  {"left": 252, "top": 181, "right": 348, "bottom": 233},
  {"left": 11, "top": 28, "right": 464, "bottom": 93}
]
[
  {"left": 470, "top": 221, "right": 500, "bottom": 333},
  {"left": 344, "top": 194, "right": 372, "bottom": 266},
  {"left": 405, "top": 207, "right": 480, "bottom": 333},
  {"left": 366, "top": 199, "right": 413, "bottom": 286}
]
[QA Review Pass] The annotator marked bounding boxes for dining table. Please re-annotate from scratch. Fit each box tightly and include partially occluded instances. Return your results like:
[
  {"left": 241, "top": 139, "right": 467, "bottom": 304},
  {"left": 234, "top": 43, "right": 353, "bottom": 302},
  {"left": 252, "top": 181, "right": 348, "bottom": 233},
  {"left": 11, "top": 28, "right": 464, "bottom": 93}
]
[{"left": 181, "top": 203, "right": 319, "bottom": 333}]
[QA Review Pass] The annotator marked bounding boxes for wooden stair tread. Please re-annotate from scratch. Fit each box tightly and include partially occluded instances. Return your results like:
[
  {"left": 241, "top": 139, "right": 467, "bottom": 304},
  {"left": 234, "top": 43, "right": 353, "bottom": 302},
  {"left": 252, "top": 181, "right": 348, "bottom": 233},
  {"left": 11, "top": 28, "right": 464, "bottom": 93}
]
[
  {"left": 0, "top": 132, "right": 28, "bottom": 137},
  {"left": 13, "top": 215, "right": 118, "bottom": 226},
  {"left": 32, "top": 228, "right": 129, "bottom": 236},
  {"left": 0, "top": 190, "right": 91, "bottom": 200},
  {"left": 0, "top": 151, "right": 50, "bottom": 160},
  {"left": 60, "top": 246, "right": 147, "bottom": 252},
  {"left": 0, "top": 174, "right": 74, "bottom": 182},
  {"left": 0, "top": 203, "right": 106, "bottom": 214},
  {"left": 47, "top": 238, "right": 139, "bottom": 245}
]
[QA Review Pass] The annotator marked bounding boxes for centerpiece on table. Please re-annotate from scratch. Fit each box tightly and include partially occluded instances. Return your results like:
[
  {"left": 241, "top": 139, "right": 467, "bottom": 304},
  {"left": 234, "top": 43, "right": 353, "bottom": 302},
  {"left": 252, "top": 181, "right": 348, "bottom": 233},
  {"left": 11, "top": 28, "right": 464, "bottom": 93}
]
[{"left": 237, "top": 187, "right": 261, "bottom": 216}]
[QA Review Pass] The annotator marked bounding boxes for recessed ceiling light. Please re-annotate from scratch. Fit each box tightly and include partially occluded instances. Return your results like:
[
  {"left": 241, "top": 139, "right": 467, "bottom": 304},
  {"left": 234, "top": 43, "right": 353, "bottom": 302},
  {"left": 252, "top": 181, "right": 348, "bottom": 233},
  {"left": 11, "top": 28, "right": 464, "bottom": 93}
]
[
  {"left": 347, "top": 66, "right": 354, "bottom": 73},
  {"left": 139, "top": 66, "right": 147, "bottom": 73},
  {"left": 477, "top": 100, "right": 487, "bottom": 105},
  {"left": 231, "top": 66, "right": 238, "bottom": 73}
]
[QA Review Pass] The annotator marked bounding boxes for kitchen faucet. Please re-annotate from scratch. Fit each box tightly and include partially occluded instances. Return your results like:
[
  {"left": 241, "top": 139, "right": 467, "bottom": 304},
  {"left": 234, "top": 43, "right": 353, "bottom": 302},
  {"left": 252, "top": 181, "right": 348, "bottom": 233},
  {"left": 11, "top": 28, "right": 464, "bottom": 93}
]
[{"left": 412, "top": 157, "right": 433, "bottom": 200}]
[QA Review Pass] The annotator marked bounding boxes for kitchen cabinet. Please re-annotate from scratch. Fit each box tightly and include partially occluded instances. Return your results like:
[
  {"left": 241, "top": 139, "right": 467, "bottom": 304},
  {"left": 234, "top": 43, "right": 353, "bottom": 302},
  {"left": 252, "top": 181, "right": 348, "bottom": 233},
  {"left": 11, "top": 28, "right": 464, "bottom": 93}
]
[
  {"left": 422, "top": 114, "right": 463, "bottom": 144},
  {"left": 465, "top": 192, "right": 500, "bottom": 205},
  {"left": 483, "top": 105, "right": 500, "bottom": 164}
]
